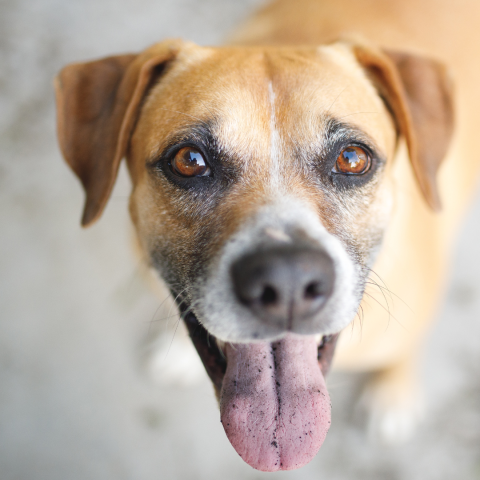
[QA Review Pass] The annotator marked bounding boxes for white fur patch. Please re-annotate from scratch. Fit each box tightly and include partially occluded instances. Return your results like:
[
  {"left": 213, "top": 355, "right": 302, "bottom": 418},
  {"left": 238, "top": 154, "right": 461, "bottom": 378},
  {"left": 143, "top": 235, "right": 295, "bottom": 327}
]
[
  {"left": 268, "top": 82, "right": 282, "bottom": 189},
  {"left": 195, "top": 197, "right": 358, "bottom": 342}
]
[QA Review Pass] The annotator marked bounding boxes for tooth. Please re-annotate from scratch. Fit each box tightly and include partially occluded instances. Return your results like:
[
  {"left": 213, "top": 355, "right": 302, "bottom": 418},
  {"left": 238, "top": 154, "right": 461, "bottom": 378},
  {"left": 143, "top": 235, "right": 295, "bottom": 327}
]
[
  {"left": 315, "top": 334, "right": 323, "bottom": 346},
  {"left": 216, "top": 338, "right": 226, "bottom": 354}
]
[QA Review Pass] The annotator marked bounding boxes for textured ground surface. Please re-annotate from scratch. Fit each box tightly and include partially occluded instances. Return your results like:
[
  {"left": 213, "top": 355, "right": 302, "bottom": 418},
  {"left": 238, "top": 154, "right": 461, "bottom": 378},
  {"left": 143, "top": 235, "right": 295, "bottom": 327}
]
[{"left": 1, "top": 0, "right": 480, "bottom": 478}]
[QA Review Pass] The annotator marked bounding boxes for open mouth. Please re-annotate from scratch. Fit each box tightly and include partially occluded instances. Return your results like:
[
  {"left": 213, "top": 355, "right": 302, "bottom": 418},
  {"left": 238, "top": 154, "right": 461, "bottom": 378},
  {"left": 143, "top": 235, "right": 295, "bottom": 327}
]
[{"left": 180, "top": 300, "right": 339, "bottom": 472}]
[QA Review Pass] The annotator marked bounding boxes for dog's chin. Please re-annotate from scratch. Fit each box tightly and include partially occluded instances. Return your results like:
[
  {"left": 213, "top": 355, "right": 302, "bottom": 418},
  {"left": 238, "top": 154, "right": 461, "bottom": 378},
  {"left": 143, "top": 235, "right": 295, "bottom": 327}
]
[{"left": 180, "top": 303, "right": 339, "bottom": 472}]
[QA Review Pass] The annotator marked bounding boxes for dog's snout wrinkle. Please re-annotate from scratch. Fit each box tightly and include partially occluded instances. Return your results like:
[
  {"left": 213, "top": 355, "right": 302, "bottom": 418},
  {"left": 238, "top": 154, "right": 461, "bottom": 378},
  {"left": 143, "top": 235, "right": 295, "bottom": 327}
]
[{"left": 231, "top": 246, "right": 335, "bottom": 330}]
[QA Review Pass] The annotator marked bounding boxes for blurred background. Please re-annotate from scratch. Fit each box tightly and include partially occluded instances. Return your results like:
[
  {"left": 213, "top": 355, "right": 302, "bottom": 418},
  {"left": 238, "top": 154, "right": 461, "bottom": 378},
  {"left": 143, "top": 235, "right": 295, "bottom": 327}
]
[{"left": 1, "top": 0, "right": 480, "bottom": 478}]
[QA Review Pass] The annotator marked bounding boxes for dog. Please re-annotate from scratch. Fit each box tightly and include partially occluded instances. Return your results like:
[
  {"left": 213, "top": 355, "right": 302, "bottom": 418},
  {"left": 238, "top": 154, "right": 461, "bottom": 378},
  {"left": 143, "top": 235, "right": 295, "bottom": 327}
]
[{"left": 54, "top": 0, "right": 480, "bottom": 472}]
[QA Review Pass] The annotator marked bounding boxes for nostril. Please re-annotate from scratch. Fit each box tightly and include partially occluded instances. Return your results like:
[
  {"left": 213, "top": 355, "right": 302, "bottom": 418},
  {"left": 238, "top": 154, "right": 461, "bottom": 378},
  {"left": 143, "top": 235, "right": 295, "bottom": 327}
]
[
  {"left": 260, "top": 285, "right": 278, "bottom": 305},
  {"left": 304, "top": 281, "right": 323, "bottom": 300},
  {"left": 231, "top": 246, "right": 335, "bottom": 326}
]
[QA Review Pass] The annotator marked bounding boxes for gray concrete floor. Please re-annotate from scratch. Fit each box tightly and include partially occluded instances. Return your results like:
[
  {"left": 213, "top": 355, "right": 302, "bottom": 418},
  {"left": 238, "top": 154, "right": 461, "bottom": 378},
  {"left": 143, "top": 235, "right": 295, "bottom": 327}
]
[{"left": 1, "top": 0, "right": 480, "bottom": 478}]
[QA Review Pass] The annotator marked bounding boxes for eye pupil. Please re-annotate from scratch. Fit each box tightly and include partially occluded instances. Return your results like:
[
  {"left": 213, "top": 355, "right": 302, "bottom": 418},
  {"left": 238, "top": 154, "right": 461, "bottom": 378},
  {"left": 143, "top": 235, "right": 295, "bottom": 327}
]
[
  {"left": 171, "top": 147, "right": 210, "bottom": 177},
  {"left": 335, "top": 146, "right": 370, "bottom": 174}
]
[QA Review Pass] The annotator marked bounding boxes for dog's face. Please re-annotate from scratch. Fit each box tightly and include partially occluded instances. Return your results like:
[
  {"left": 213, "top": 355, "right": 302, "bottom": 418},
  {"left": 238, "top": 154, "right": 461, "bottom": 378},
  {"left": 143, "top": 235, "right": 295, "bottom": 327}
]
[
  {"left": 55, "top": 39, "right": 453, "bottom": 472},
  {"left": 129, "top": 43, "right": 396, "bottom": 341}
]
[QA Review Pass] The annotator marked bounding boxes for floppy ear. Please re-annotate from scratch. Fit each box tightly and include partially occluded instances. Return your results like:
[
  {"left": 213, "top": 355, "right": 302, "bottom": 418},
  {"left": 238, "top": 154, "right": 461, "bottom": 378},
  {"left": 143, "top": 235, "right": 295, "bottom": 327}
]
[
  {"left": 353, "top": 44, "right": 454, "bottom": 210},
  {"left": 55, "top": 41, "right": 181, "bottom": 226}
]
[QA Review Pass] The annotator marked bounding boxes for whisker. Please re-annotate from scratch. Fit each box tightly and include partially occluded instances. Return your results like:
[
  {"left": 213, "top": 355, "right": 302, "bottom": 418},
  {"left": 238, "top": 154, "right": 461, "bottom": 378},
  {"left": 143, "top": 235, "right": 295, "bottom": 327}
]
[
  {"left": 148, "top": 285, "right": 191, "bottom": 334},
  {"left": 164, "top": 286, "right": 192, "bottom": 328},
  {"left": 325, "top": 84, "right": 350, "bottom": 117},
  {"left": 365, "top": 280, "right": 392, "bottom": 314},
  {"left": 161, "top": 299, "right": 200, "bottom": 362},
  {"left": 156, "top": 107, "right": 207, "bottom": 124},
  {"left": 366, "top": 279, "right": 394, "bottom": 308},
  {"left": 366, "top": 267, "right": 414, "bottom": 313},
  {"left": 363, "top": 291, "right": 408, "bottom": 332},
  {"left": 351, "top": 303, "right": 364, "bottom": 341},
  {"left": 358, "top": 303, "right": 365, "bottom": 330},
  {"left": 337, "top": 111, "right": 378, "bottom": 120},
  {"left": 163, "top": 315, "right": 183, "bottom": 362},
  {"left": 198, "top": 100, "right": 217, "bottom": 121},
  {"left": 365, "top": 268, "right": 394, "bottom": 303},
  {"left": 148, "top": 312, "right": 182, "bottom": 324},
  {"left": 148, "top": 292, "right": 176, "bottom": 331}
]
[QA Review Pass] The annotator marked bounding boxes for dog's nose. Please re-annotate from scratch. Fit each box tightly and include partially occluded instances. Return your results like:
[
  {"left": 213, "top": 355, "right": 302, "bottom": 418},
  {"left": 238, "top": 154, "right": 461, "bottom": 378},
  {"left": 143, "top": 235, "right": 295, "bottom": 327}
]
[{"left": 231, "top": 246, "right": 335, "bottom": 327}]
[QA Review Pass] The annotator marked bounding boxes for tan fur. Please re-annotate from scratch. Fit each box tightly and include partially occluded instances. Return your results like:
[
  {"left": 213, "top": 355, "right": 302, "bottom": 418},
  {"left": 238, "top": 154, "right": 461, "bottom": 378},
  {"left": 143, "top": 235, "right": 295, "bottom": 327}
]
[
  {"left": 228, "top": 0, "right": 480, "bottom": 428},
  {"left": 55, "top": 0, "right": 478, "bottom": 445}
]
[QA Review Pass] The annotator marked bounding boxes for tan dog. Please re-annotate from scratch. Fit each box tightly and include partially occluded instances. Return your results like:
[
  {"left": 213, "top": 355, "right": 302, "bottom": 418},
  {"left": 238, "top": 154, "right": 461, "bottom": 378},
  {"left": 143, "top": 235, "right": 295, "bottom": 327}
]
[{"left": 55, "top": 0, "right": 480, "bottom": 472}]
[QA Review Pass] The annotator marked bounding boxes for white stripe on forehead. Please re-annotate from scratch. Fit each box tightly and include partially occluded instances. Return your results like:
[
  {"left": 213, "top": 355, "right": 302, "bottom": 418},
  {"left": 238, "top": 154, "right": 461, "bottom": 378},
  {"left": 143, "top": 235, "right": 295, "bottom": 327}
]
[{"left": 268, "top": 82, "right": 281, "bottom": 189}]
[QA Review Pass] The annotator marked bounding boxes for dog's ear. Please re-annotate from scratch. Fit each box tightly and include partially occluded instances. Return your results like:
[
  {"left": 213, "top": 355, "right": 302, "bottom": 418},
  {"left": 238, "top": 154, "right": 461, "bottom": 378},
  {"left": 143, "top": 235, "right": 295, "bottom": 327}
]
[
  {"left": 55, "top": 41, "right": 181, "bottom": 226},
  {"left": 353, "top": 45, "right": 454, "bottom": 211}
]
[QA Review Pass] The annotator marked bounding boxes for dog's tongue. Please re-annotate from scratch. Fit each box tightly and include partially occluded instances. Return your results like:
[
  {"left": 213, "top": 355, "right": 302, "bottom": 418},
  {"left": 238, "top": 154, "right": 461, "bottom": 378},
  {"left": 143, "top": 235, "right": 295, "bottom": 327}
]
[{"left": 220, "top": 334, "right": 330, "bottom": 471}]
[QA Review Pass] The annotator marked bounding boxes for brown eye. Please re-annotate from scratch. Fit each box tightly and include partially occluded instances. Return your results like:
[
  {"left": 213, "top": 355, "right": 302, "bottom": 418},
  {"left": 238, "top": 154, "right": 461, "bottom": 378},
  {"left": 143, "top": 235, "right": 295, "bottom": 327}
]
[
  {"left": 334, "top": 146, "right": 371, "bottom": 175},
  {"left": 171, "top": 147, "right": 210, "bottom": 177}
]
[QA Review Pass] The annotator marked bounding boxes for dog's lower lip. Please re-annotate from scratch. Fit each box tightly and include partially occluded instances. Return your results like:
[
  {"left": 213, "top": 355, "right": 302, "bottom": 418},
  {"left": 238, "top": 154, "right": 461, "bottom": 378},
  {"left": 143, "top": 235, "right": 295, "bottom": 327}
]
[
  {"left": 182, "top": 309, "right": 227, "bottom": 393},
  {"left": 218, "top": 333, "right": 331, "bottom": 354}
]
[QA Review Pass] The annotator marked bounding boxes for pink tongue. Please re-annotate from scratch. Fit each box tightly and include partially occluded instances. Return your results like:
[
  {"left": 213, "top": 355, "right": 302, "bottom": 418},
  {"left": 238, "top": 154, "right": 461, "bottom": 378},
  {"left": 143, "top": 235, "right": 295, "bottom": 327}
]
[{"left": 220, "top": 334, "right": 331, "bottom": 472}]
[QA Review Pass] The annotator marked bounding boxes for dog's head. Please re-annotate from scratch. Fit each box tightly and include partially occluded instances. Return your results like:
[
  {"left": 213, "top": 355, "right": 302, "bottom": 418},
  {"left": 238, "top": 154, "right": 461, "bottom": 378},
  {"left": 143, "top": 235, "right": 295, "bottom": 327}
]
[{"left": 55, "top": 39, "right": 453, "bottom": 471}]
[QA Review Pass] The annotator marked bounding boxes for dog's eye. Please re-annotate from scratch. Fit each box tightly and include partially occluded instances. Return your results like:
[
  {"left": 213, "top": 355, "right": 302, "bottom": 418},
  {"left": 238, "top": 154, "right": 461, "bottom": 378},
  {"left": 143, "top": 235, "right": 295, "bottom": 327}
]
[
  {"left": 333, "top": 146, "right": 371, "bottom": 175},
  {"left": 171, "top": 147, "right": 211, "bottom": 177}
]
